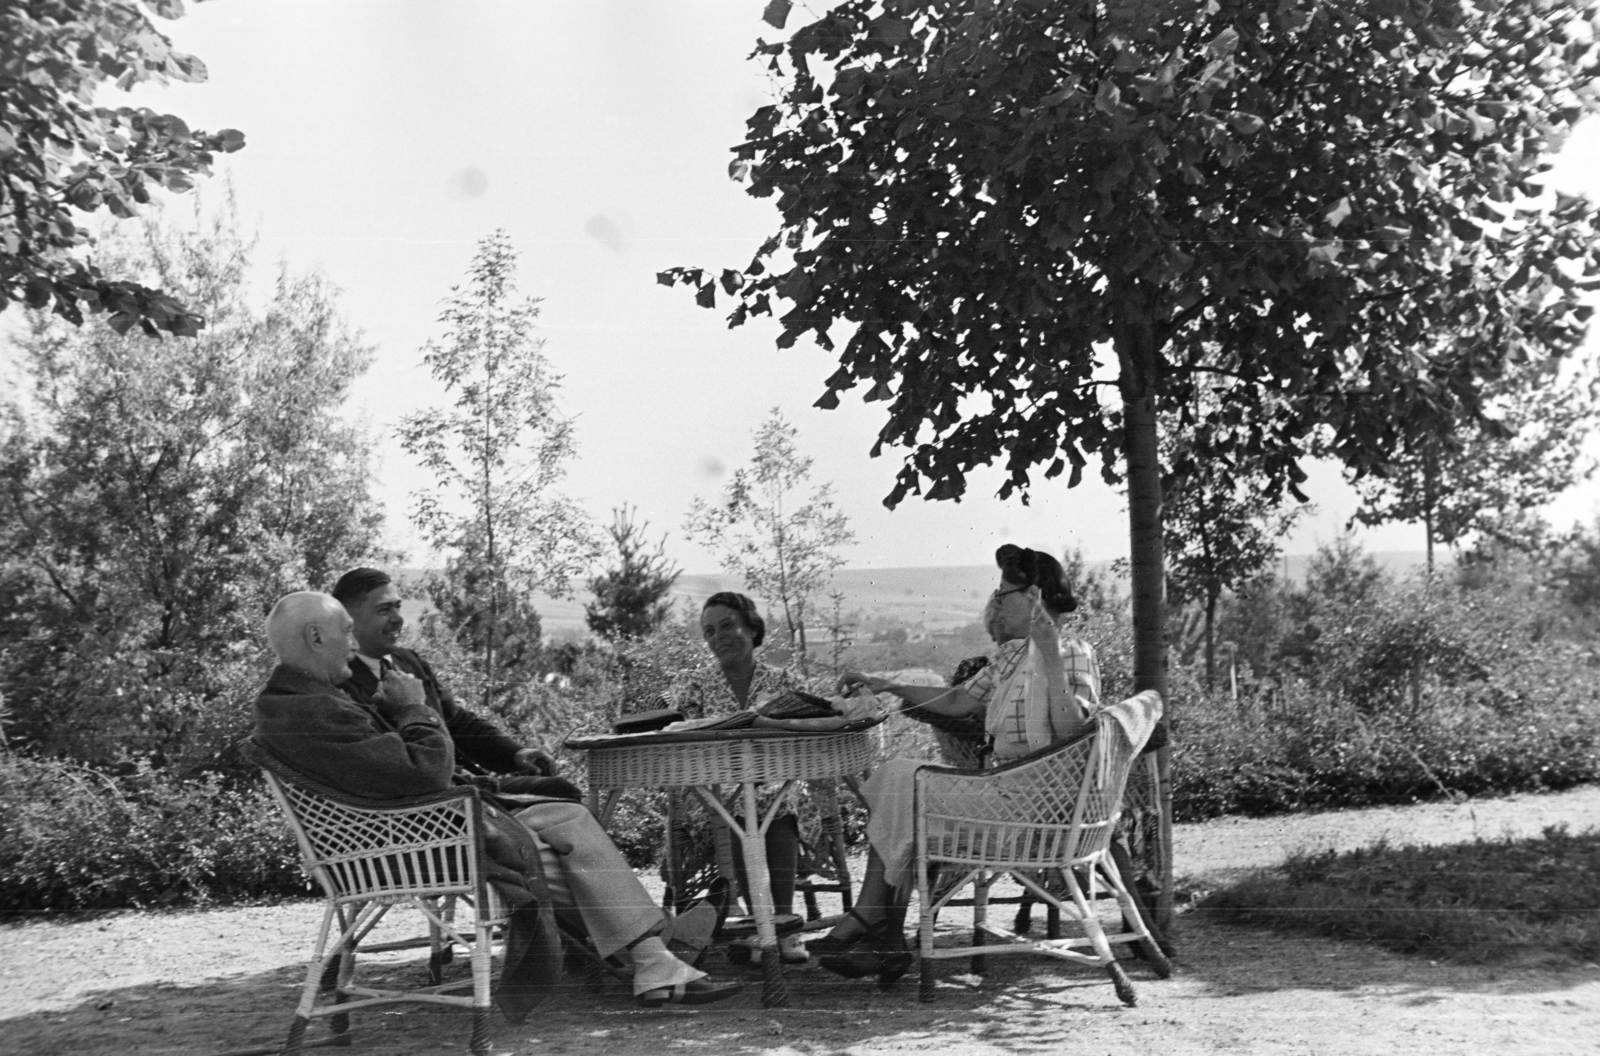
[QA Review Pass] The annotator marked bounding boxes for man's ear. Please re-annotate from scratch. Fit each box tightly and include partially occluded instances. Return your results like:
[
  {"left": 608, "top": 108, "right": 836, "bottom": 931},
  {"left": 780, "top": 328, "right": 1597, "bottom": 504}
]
[{"left": 304, "top": 622, "right": 326, "bottom": 650}]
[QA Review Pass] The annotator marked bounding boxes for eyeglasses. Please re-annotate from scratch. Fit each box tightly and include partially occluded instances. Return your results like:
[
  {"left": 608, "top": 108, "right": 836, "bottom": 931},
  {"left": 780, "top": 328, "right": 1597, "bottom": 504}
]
[{"left": 990, "top": 585, "right": 1029, "bottom": 601}]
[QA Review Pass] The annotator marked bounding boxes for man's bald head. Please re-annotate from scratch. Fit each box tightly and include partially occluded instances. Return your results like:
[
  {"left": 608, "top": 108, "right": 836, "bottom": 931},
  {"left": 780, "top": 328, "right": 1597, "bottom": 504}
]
[{"left": 266, "top": 591, "right": 356, "bottom": 685}]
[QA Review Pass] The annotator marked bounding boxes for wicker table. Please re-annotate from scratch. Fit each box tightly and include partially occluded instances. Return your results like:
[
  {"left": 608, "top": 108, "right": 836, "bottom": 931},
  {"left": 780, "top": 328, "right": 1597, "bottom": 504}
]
[{"left": 567, "top": 719, "right": 882, "bottom": 1008}]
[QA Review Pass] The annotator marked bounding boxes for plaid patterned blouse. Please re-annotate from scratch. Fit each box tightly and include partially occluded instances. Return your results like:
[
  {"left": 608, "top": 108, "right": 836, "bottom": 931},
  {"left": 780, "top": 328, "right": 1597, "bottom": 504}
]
[{"left": 960, "top": 631, "right": 1102, "bottom": 762}]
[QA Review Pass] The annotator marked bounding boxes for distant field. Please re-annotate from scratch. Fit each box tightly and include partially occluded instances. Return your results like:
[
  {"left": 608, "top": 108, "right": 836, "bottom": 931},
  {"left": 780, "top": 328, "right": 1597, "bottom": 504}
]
[
  {"left": 505, "top": 565, "right": 1006, "bottom": 640},
  {"left": 398, "top": 551, "right": 1430, "bottom": 640}
]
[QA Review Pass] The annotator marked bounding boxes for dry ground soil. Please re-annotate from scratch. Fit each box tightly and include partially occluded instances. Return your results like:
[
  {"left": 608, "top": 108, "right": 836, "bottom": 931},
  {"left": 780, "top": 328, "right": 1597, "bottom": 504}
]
[{"left": 4, "top": 786, "right": 1598, "bottom": 1056}]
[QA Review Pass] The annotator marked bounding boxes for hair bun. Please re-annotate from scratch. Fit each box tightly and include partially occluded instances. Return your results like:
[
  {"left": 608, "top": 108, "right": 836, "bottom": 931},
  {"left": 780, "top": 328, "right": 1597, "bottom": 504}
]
[{"left": 994, "top": 545, "right": 1077, "bottom": 615}]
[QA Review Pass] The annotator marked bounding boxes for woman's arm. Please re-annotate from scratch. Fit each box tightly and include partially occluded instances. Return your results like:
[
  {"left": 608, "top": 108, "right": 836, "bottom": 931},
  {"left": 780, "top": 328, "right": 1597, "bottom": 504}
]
[
  {"left": 1019, "top": 592, "right": 1096, "bottom": 740},
  {"left": 836, "top": 672, "right": 985, "bottom": 718}
]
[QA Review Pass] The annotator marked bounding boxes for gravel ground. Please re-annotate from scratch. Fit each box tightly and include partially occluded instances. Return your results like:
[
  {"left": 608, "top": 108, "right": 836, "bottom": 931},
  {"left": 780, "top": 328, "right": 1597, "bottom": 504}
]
[{"left": 3, "top": 785, "right": 1597, "bottom": 1056}]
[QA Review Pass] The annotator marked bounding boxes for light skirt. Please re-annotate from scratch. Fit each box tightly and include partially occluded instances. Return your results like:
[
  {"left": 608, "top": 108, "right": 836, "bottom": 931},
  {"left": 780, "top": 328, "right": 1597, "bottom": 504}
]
[{"left": 861, "top": 757, "right": 926, "bottom": 892}]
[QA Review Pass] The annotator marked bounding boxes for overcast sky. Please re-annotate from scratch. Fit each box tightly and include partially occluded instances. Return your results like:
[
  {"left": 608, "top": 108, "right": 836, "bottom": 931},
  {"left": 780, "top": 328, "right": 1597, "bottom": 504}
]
[{"left": 111, "top": 0, "right": 1600, "bottom": 572}]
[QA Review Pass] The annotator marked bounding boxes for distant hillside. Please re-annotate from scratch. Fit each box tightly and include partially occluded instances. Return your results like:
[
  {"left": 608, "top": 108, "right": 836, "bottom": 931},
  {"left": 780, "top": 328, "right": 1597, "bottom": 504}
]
[{"left": 394, "top": 551, "right": 1432, "bottom": 641}]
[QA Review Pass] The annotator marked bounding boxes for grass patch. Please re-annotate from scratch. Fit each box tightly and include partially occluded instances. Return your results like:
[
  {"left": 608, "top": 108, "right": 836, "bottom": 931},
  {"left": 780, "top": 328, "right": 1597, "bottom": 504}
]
[{"left": 1195, "top": 823, "right": 1600, "bottom": 965}]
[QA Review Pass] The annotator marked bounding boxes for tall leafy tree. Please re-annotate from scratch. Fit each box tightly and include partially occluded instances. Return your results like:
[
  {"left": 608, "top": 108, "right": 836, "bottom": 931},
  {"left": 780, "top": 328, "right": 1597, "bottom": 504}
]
[
  {"left": 400, "top": 230, "right": 597, "bottom": 710},
  {"left": 1, "top": 0, "right": 245, "bottom": 335},
  {"left": 1162, "top": 391, "right": 1304, "bottom": 687},
  {"left": 665, "top": 0, "right": 1600, "bottom": 927},
  {"left": 0, "top": 197, "right": 380, "bottom": 763},
  {"left": 586, "top": 506, "right": 681, "bottom": 642},
  {"left": 684, "top": 407, "right": 854, "bottom": 670},
  {"left": 1350, "top": 356, "right": 1600, "bottom": 572}
]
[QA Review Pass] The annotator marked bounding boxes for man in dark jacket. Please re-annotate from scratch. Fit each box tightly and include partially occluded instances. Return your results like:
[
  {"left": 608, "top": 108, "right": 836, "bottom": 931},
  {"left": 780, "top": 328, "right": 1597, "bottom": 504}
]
[
  {"left": 253, "top": 590, "right": 738, "bottom": 1010},
  {"left": 332, "top": 566, "right": 560, "bottom": 786}
]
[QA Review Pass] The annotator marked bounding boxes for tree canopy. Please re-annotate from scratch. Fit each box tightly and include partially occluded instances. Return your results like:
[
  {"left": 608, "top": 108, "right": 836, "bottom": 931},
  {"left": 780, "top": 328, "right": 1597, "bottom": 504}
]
[
  {"left": 665, "top": 0, "right": 1600, "bottom": 690},
  {"left": 1162, "top": 404, "right": 1303, "bottom": 685},
  {"left": 668, "top": 0, "right": 1600, "bottom": 929},
  {"left": 401, "top": 231, "right": 598, "bottom": 708},
  {"left": 0, "top": 198, "right": 379, "bottom": 764},
  {"left": 1350, "top": 354, "right": 1600, "bottom": 569},
  {"left": 1, "top": 0, "right": 244, "bottom": 335},
  {"left": 586, "top": 506, "right": 681, "bottom": 642},
  {"left": 684, "top": 408, "right": 854, "bottom": 668}
]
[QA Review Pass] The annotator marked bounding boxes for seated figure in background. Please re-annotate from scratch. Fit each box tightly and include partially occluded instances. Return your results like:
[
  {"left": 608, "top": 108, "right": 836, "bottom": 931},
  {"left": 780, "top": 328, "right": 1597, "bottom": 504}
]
[{"left": 251, "top": 590, "right": 742, "bottom": 1011}]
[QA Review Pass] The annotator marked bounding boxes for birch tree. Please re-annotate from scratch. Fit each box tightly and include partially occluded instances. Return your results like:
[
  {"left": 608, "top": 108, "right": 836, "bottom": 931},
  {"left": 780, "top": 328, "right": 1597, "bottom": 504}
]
[
  {"left": 684, "top": 408, "right": 854, "bottom": 670},
  {"left": 400, "top": 231, "right": 597, "bottom": 708}
]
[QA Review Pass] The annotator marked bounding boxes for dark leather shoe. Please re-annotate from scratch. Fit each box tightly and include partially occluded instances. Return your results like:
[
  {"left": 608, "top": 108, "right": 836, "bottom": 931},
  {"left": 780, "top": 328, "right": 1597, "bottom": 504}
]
[
  {"left": 818, "top": 922, "right": 912, "bottom": 989},
  {"left": 805, "top": 908, "right": 875, "bottom": 958},
  {"left": 636, "top": 975, "right": 743, "bottom": 1008}
]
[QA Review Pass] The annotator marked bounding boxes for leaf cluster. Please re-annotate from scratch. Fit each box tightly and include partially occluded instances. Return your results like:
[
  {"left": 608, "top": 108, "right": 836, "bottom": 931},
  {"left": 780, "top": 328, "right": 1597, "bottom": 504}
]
[
  {"left": 1350, "top": 353, "right": 1600, "bottom": 550},
  {"left": 585, "top": 506, "right": 682, "bottom": 642},
  {"left": 0, "top": 200, "right": 382, "bottom": 763},
  {"left": 682, "top": 408, "right": 854, "bottom": 656},
  {"left": 400, "top": 230, "right": 598, "bottom": 608},
  {"left": 1, "top": 0, "right": 245, "bottom": 335},
  {"left": 1161, "top": 391, "right": 1304, "bottom": 609},
  {"left": 666, "top": 0, "right": 1600, "bottom": 508},
  {"left": 0, "top": 751, "right": 307, "bottom": 912}
]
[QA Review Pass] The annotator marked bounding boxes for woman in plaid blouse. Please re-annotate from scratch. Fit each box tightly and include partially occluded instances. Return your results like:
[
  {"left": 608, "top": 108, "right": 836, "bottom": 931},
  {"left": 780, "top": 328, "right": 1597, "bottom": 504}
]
[{"left": 813, "top": 546, "right": 1100, "bottom": 983}]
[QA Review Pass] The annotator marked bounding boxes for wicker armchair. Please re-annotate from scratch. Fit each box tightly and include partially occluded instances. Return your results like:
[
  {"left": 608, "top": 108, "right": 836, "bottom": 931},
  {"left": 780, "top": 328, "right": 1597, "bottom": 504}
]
[
  {"left": 243, "top": 739, "right": 517, "bottom": 1056},
  {"left": 902, "top": 665, "right": 1169, "bottom": 952},
  {"left": 912, "top": 709, "right": 1172, "bottom": 1005}
]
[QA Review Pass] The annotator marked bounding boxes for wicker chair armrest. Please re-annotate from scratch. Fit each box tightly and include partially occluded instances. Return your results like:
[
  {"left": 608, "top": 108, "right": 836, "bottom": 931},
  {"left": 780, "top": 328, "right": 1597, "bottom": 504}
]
[
  {"left": 239, "top": 737, "right": 483, "bottom": 812},
  {"left": 915, "top": 723, "right": 1102, "bottom": 813}
]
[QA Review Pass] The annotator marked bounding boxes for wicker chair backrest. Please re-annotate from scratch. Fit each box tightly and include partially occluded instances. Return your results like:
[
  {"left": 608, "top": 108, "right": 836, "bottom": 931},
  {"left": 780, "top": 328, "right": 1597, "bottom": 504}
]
[
  {"left": 916, "top": 717, "right": 1136, "bottom": 869},
  {"left": 243, "top": 738, "right": 486, "bottom": 905}
]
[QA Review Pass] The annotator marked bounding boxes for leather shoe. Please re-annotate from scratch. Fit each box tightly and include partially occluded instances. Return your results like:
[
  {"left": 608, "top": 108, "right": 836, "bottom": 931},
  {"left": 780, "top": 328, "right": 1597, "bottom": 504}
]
[{"left": 636, "top": 976, "right": 743, "bottom": 1008}]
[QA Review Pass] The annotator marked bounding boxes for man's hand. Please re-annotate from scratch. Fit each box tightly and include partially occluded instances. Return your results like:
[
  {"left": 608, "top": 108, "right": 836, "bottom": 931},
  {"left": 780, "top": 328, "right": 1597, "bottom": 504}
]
[
  {"left": 513, "top": 747, "right": 556, "bottom": 777},
  {"left": 375, "top": 670, "right": 427, "bottom": 713}
]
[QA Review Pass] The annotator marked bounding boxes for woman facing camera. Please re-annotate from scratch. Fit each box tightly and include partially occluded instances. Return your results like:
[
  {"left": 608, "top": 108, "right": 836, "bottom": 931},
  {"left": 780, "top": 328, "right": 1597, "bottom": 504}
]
[
  {"left": 814, "top": 545, "right": 1104, "bottom": 984},
  {"left": 661, "top": 591, "right": 812, "bottom": 963}
]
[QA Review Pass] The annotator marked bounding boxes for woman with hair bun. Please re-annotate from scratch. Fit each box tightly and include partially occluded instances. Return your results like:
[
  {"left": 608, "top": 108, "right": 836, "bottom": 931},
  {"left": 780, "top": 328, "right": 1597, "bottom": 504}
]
[{"left": 811, "top": 545, "right": 1104, "bottom": 985}]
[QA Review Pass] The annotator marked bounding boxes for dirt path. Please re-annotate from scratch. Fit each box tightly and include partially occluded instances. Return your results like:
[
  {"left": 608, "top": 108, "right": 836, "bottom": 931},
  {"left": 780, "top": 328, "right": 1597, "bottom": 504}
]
[{"left": 4, "top": 786, "right": 1597, "bottom": 1056}]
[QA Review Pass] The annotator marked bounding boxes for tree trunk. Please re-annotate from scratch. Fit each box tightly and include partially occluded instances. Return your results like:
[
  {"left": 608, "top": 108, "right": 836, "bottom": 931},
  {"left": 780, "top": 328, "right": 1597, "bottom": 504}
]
[
  {"left": 795, "top": 597, "right": 809, "bottom": 677},
  {"left": 1423, "top": 504, "right": 1435, "bottom": 578},
  {"left": 1423, "top": 447, "right": 1437, "bottom": 578},
  {"left": 1203, "top": 590, "right": 1217, "bottom": 691},
  {"left": 1124, "top": 387, "right": 1173, "bottom": 933}
]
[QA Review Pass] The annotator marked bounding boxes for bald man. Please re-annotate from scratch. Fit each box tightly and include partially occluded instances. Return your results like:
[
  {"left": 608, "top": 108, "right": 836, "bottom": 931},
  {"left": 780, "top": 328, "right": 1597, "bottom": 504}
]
[{"left": 252, "top": 592, "right": 740, "bottom": 1012}]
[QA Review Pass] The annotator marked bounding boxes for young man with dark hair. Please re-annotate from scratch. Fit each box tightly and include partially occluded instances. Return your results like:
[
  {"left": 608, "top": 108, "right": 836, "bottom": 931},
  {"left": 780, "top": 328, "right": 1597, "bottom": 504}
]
[{"left": 331, "top": 567, "right": 556, "bottom": 780}]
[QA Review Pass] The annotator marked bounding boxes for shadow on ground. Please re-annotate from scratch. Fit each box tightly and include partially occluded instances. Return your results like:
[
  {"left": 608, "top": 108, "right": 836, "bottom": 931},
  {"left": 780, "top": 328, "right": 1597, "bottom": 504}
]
[{"left": 8, "top": 909, "right": 1598, "bottom": 1056}]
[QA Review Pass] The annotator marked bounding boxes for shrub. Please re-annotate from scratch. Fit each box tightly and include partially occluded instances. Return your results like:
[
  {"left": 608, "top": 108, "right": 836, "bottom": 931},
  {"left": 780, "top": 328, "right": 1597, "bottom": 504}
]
[
  {"left": 0, "top": 753, "right": 308, "bottom": 913},
  {"left": 1170, "top": 659, "right": 1600, "bottom": 822}
]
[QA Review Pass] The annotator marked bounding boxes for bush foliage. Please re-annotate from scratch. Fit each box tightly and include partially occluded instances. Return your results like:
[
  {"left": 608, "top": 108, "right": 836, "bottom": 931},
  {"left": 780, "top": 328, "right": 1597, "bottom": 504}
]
[
  {"left": 3, "top": 532, "right": 1599, "bottom": 912},
  {"left": 0, "top": 753, "right": 307, "bottom": 914},
  {"left": 1167, "top": 537, "right": 1600, "bottom": 821}
]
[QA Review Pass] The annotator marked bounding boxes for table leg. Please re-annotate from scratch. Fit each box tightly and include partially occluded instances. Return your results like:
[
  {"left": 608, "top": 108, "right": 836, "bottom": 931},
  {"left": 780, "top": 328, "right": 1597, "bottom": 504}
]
[
  {"left": 589, "top": 788, "right": 621, "bottom": 828},
  {"left": 738, "top": 781, "right": 788, "bottom": 1008}
]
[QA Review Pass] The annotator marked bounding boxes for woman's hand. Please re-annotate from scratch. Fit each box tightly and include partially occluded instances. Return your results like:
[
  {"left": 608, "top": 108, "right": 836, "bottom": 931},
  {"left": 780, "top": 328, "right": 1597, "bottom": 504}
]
[
  {"left": 1027, "top": 589, "right": 1061, "bottom": 641},
  {"left": 836, "top": 671, "right": 889, "bottom": 696},
  {"left": 830, "top": 688, "right": 884, "bottom": 721}
]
